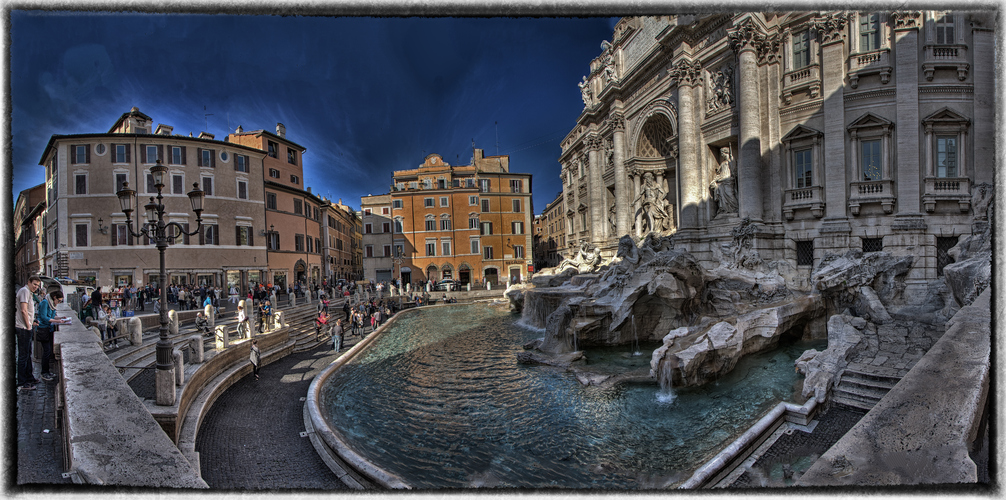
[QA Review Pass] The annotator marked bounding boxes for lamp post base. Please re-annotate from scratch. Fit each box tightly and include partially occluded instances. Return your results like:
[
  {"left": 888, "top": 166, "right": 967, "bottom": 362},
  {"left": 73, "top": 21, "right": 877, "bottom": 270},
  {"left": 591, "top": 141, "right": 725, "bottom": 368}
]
[{"left": 156, "top": 368, "right": 177, "bottom": 406}]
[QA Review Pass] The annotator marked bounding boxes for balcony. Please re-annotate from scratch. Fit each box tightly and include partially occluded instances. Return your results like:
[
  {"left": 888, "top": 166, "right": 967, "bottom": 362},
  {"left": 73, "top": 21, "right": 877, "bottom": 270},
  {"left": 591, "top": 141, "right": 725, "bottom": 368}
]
[
  {"left": 922, "top": 176, "right": 971, "bottom": 213},
  {"left": 922, "top": 44, "right": 969, "bottom": 81},
  {"left": 781, "top": 63, "right": 821, "bottom": 105},
  {"left": 782, "top": 185, "right": 825, "bottom": 220},
  {"left": 847, "top": 48, "right": 893, "bottom": 89},
  {"left": 848, "top": 179, "right": 895, "bottom": 215}
]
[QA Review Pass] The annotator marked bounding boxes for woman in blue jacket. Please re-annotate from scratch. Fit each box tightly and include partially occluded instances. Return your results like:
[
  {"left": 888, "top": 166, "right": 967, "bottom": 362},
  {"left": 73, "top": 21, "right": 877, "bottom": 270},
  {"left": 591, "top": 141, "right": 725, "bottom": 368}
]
[{"left": 36, "top": 290, "right": 66, "bottom": 381}]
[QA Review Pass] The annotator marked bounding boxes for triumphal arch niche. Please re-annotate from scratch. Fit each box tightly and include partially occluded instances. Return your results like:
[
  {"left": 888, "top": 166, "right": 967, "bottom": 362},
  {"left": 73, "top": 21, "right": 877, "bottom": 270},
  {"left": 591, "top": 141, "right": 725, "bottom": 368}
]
[{"left": 626, "top": 109, "right": 678, "bottom": 238}]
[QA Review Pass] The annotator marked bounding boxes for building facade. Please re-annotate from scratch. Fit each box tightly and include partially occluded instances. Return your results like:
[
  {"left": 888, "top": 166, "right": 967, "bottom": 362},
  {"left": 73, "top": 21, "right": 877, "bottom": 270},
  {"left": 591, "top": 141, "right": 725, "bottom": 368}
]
[
  {"left": 562, "top": 12, "right": 994, "bottom": 298},
  {"left": 360, "top": 193, "right": 395, "bottom": 283},
  {"left": 362, "top": 149, "right": 534, "bottom": 287},
  {"left": 14, "top": 183, "right": 46, "bottom": 286},
  {"left": 322, "top": 198, "right": 362, "bottom": 284},
  {"left": 37, "top": 107, "right": 270, "bottom": 291},
  {"left": 534, "top": 191, "right": 566, "bottom": 271}
]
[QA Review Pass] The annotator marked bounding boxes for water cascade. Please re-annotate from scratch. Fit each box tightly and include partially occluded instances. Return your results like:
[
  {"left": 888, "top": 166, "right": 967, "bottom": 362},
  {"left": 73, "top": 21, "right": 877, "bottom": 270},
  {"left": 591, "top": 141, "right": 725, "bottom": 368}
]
[{"left": 631, "top": 314, "right": 641, "bottom": 356}]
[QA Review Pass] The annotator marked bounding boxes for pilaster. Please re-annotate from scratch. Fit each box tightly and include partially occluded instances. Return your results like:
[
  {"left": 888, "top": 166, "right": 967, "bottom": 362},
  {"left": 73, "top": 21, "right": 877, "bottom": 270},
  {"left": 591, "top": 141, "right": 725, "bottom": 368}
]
[
  {"left": 586, "top": 134, "right": 603, "bottom": 246},
  {"left": 893, "top": 14, "right": 921, "bottom": 213}
]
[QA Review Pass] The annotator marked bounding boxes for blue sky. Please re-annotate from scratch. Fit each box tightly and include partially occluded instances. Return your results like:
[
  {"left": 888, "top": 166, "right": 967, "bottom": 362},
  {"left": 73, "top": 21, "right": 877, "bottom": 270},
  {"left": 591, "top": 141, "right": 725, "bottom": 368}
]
[{"left": 9, "top": 10, "right": 620, "bottom": 213}]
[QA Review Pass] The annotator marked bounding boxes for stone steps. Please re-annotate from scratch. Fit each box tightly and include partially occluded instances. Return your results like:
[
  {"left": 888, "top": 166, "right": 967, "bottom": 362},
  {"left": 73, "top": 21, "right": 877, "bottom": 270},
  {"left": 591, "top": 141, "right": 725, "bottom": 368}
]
[{"left": 831, "top": 367, "right": 902, "bottom": 412}]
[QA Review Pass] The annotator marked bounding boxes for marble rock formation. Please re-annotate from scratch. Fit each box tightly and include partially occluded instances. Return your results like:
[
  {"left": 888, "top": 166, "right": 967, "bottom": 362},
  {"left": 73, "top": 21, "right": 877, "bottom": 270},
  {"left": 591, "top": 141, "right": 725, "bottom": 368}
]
[
  {"left": 795, "top": 313, "right": 867, "bottom": 403},
  {"left": 943, "top": 185, "right": 993, "bottom": 309}
]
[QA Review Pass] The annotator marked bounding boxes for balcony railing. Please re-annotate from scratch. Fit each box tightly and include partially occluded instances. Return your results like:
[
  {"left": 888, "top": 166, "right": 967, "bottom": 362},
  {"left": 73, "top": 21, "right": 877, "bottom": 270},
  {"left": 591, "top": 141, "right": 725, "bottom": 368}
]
[
  {"left": 847, "top": 48, "right": 892, "bottom": 89},
  {"left": 782, "top": 185, "right": 825, "bottom": 220},
  {"left": 781, "top": 63, "right": 821, "bottom": 105},
  {"left": 848, "top": 179, "right": 896, "bottom": 215},
  {"left": 922, "top": 44, "right": 969, "bottom": 81},
  {"left": 922, "top": 176, "right": 971, "bottom": 213}
]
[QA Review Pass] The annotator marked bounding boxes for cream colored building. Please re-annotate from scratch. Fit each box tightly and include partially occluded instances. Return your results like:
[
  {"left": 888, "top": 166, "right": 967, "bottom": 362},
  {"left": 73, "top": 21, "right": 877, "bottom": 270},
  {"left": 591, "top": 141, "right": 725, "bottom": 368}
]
[
  {"left": 38, "top": 107, "right": 269, "bottom": 291},
  {"left": 562, "top": 12, "right": 994, "bottom": 299}
]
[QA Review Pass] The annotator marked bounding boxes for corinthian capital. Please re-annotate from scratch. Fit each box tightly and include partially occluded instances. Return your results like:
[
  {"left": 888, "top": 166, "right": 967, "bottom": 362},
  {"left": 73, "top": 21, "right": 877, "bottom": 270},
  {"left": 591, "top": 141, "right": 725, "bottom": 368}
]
[
  {"left": 815, "top": 12, "right": 847, "bottom": 44},
  {"left": 727, "top": 18, "right": 765, "bottom": 54},
  {"left": 757, "top": 33, "right": 780, "bottom": 64},
  {"left": 671, "top": 59, "right": 703, "bottom": 87},
  {"left": 608, "top": 112, "right": 625, "bottom": 132},
  {"left": 586, "top": 134, "right": 603, "bottom": 151}
]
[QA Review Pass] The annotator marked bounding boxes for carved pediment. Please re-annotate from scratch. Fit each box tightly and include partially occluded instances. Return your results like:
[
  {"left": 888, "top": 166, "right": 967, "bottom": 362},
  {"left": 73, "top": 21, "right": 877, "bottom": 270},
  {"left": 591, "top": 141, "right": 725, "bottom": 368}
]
[
  {"left": 847, "top": 112, "right": 894, "bottom": 132},
  {"left": 782, "top": 124, "right": 823, "bottom": 142},
  {"left": 922, "top": 107, "right": 970, "bottom": 126}
]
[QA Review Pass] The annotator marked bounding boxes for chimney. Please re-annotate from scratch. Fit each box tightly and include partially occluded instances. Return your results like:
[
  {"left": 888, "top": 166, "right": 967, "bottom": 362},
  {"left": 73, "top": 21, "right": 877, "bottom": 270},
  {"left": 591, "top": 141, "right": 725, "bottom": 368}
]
[
  {"left": 236, "top": 125, "right": 243, "bottom": 133},
  {"left": 276, "top": 123, "right": 286, "bottom": 138}
]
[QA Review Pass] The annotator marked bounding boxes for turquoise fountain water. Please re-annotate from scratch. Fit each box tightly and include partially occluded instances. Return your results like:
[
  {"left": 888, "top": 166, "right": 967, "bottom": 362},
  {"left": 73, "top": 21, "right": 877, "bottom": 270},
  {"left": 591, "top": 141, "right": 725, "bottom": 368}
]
[{"left": 319, "top": 304, "right": 822, "bottom": 489}]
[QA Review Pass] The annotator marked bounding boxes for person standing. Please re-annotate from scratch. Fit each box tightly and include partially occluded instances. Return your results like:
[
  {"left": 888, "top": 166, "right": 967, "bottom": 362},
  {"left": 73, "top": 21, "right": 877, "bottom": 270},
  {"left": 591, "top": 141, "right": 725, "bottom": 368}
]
[
  {"left": 249, "top": 340, "right": 261, "bottom": 380},
  {"left": 229, "top": 285, "right": 239, "bottom": 305},
  {"left": 35, "top": 290, "right": 65, "bottom": 382},
  {"left": 236, "top": 304, "right": 250, "bottom": 338},
  {"left": 137, "top": 286, "right": 146, "bottom": 311},
  {"left": 332, "top": 319, "right": 344, "bottom": 353},
  {"left": 16, "top": 276, "right": 42, "bottom": 390}
]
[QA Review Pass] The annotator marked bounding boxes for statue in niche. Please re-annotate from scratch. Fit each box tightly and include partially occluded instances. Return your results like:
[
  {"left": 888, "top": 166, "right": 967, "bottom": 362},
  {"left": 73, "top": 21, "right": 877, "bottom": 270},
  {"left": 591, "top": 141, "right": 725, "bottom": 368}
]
[
  {"left": 600, "top": 40, "right": 618, "bottom": 83},
  {"left": 707, "top": 65, "right": 734, "bottom": 112},
  {"left": 710, "top": 146, "right": 739, "bottom": 216},
  {"left": 608, "top": 202, "right": 617, "bottom": 234},
  {"left": 604, "top": 137, "right": 614, "bottom": 171},
  {"left": 579, "top": 76, "right": 592, "bottom": 107},
  {"left": 633, "top": 172, "right": 671, "bottom": 236}
]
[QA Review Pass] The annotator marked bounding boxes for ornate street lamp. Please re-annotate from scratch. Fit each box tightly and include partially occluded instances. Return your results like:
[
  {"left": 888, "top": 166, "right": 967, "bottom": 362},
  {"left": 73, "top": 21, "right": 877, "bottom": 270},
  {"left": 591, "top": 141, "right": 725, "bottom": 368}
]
[{"left": 115, "top": 159, "right": 204, "bottom": 406}]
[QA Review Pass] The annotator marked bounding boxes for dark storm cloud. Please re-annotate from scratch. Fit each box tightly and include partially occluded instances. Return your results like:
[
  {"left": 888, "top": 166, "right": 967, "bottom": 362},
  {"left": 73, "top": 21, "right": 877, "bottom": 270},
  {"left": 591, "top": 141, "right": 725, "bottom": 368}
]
[{"left": 11, "top": 12, "right": 617, "bottom": 211}]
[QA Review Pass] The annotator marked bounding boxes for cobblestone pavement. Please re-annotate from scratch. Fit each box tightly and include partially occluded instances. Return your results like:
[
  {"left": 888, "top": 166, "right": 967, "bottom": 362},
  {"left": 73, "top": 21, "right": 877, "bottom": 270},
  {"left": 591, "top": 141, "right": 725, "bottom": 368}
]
[
  {"left": 728, "top": 405, "right": 867, "bottom": 488},
  {"left": 15, "top": 366, "right": 71, "bottom": 486},
  {"left": 194, "top": 340, "right": 353, "bottom": 490}
]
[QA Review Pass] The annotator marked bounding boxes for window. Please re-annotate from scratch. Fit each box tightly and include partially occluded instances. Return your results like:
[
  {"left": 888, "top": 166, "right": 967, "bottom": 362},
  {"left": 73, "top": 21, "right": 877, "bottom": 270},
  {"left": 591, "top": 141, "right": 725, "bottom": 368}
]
[
  {"left": 393, "top": 199, "right": 403, "bottom": 209},
  {"left": 236, "top": 226, "right": 253, "bottom": 246},
  {"left": 115, "top": 173, "right": 128, "bottom": 193},
  {"left": 202, "top": 225, "right": 218, "bottom": 245},
  {"left": 75, "top": 224, "right": 88, "bottom": 247},
  {"left": 73, "top": 145, "right": 90, "bottom": 164},
  {"left": 479, "top": 179, "right": 490, "bottom": 193},
  {"left": 796, "top": 240, "right": 814, "bottom": 266},
  {"left": 426, "top": 242, "right": 436, "bottom": 256},
  {"left": 315, "top": 238, "right": 321, "bottom": 251},
  {"left": 384, "top": 245, "right": 392, "bottom": 257},
  {"left": 202, "top": 176, "right": 213, "bottom": 196},
  {"left": 935, "top": 13, "right": 955, "bottom": 44},
  {"left": 394, "top": 219, "right": 403, "bottom": 233},
  {"left": 75, "top": 174, "right": 87, "bottom": 195},
  {"left": 235, "top": 154, "right": 248, "bottom": 172},
  {"left": 146, "top": 173, "right": 156, "bottom": 194},
  {"left": 859, "top": 13, "right": 880, "bottom": 52},
  {"left": 861, "top": 140, "right": 882, "bottom": 181},
  {"left": 513, "top": 245, "right": 524, "bottom": 258},
  {"left": 440, "top": 218, "right": 451, "bottom": 231},
  {"left": 294, "top": 199, "right": 303, "bottom": 214},
  {"left": 424, "top": 198, "right": 435, "bottom": 208},
  {"left": 425, "top": 219, "right": 436, "bottom": 231},
  {"left": 171, "top": 146, "right": 184, "bottom": 165},
  {"left": 266, "top": 192, "right": 277, "bottom": 210},
  {"left": 480, "top": 221, "right": 493, "bottom": 235},
  {"left": 382, "top": 207, "right": 390, "bottom": 215},
  {"left": 291, "top": 174, "right": 299, "bottom": 184},
  {"left": 795, "top": 148, "right": 813, "bottom": 188},
  {"left": 936, "top": 136, "right": 957, "bottom": 178},
  {"left": 365, "top": 245, "right": 374, "bottom": 257},
  {"left": 512, "top": 221, "right": 524, "bottom": 234},
  {"left": 510, "top": 179, "right": 523, "bottom": 193},
  {"left": 295, "top": 234, "right": 305, "bottom": 251},
  {"left": 862, "top": 237, "right": 883, "bottom": 253},
  {"left": 114, "top": 224, "right": 130, "bottom": 246},
  {"left": 438, "top": 178, "right": 446, "bottom": 189},
  {"left": 581, "top": 211, "right": 587, "bottom": 229},
  {"left": 268, "top": 232, "right": 280, "bottom": 250},
  {"left": 512, "top": 199, "right": 521, "bottom": 212},
  {"left": 171, "top": 175, "right": 183, "bottom": 194},
  {"left": 440, "top": 197, "right": 449, "bottom": 207},
  {"left": 145, "top": 145, "right": 160, "bottom": 164},
  {"left": 268, "top": 141, "right": 278, "bottom": 158},
  {"left": 793, "top": 30, "right": 810, "bottom": 69},
  {"left": 364, "top": 208, "right": 372, "bottom": 215},
  {"left": 269, "top": 168, "right": 280, "bottom": 179},
  {"left": 237, "top": 180, "right": 248, "bottom": 199},
  {"left": 365, "top": 223, "right": 373, "bottom": 234},
  {"left": 466, "top": 178, "right": 476, "bottom": 188},
  {"left": 288, "top": 148, "right": 297, "bottom": 165},
  {"left": 481, "top": 199, "right": 490, "bottom": 212},
  {"left": 469, "top": 216, "right": 479, "bottom": 229},
  {"left": 471, "top": 239, "right": 480, "bottom": 254},
  {"left": 483, "top": 246, "right": 494, "bottom": 259},
  {"left": 307, "top": 237, "right": 313, "bottom": 253},
  {"left": 470, "top": 195, "right": 478, "bottom": 205},
  {"left": 382, "top": 222, "right": 390, "bottom": 233},
  {"left": 114, "top": 144, "right": 130, "bottom": 163},
  {"left": 442, "top": 241, "right": 451, "bottom": 256},
  {"left": 936, "top": 236, "right": 958, "bottom": 276},
  {"left": 395, "top": 243, "right": 404, "bottom": 257}
]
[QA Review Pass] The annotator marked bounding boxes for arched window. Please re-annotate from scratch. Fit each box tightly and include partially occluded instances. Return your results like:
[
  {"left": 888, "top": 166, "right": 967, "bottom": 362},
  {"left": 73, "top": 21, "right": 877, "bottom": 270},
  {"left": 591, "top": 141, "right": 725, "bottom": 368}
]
[{"left": 636, "top": 115, "right": 675, "bottom": 158}]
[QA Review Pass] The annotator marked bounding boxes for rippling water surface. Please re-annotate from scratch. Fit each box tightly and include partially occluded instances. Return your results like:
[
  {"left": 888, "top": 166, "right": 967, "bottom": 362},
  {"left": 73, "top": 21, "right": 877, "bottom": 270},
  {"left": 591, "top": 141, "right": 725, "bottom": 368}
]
[{"left": 320, "top": 304, "right": 823, "bottom": 489}]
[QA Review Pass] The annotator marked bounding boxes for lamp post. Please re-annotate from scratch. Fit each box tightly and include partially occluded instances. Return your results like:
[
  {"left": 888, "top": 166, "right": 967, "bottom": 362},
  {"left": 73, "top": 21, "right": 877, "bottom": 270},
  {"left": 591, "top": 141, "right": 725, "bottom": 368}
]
[{"left": 116, "top": 159, "right": 204, "bottom": 406}]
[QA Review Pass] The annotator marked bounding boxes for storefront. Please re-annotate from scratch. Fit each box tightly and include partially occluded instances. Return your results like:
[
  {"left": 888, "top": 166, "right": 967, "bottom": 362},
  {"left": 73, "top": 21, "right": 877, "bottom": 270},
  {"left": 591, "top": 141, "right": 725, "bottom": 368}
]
[
  {"left": 112, "top": 270, "right": 134, "bottom": 287},
  {"left": 270, "top": 271, "right": 284, "bottom": 289}
]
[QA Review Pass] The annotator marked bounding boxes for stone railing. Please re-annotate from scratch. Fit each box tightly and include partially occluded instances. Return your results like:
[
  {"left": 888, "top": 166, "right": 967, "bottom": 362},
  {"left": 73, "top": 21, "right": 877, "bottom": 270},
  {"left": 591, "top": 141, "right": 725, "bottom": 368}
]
[
  {"left": 847, "top": 48, "right": 892, "bottom": 88},
  {"left": 781, "top": 63, "right": 821, "bottom": 104},
  {"left": 848, "top": 179, "right": 896, "bottom": 215},
  {"left": 922, "top": 44, "right": 969, "bottom": 81},
  {"left": 52, "top": 302, "right": 207, "bottom": 487},
  {"left": 782, "top": 185, "right": 825, "bottom": 219},
  {"left": 922, "top": 176, "right": 971, "bottom": 213}
]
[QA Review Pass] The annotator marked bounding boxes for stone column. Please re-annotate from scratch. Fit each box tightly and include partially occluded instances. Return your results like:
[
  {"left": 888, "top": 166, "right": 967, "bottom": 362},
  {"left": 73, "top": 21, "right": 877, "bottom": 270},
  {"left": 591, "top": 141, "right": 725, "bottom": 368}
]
[
  {"left": 673, "top": 59, "right": 702, "bottom": 229},
  {"left": 586, "top": 135, "right": 604, "bottom": 246},
  {"left": 729, "top": 20, "right": 764, "bottom": 222},
  {"left": 893, "top": 13, "right": 921, "bottom": 213},
  {"left": 611, "top": 112, "right": 629, "bottom": 236}
]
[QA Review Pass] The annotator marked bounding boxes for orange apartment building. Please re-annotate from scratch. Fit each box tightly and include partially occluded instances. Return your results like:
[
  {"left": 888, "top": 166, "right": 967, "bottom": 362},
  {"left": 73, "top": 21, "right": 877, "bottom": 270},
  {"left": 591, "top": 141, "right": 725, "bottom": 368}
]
[
  {"left": 363, "top": 149, "right": 533, "bottom": 287},
  {"left": 228, "top": 124, "right": 323, "bottom": 289}
]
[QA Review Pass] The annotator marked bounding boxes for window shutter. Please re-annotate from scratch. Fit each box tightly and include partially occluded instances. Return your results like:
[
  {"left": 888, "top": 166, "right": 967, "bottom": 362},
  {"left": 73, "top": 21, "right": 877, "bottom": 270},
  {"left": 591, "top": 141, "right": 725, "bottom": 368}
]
[
  {"left": 249, "top": 228, "right": 253, "bottom": 247},
  {"left": 125, "top": 145, "right": 131, "bottom": 163},
  {"left": 236, "top": 225, "right": 241, "bottom": 245},
  {"left": 111, "top": 224, "right": 117, "bottom": 246},
  {"left": 141, "top": 145, "right": 147, "bottom": 164},
  {"left": 199, "top": 225, "right": 205, "bottom": 245},
  {"left": 158, "top": 145, "right": 164, "bottom": 163},
  {"left": 128, "top": 230, "right": 134, "bottom": 246},
  {"left": 211, "top": 151, "right": 216, "bottom": 168},
  {"left": 234, "top": 156, "right": 240, "bottom": 170},
  {"left": 197, "top": 148, "right": 203, "bottom": 166},
  {"left": 181, "top": 146, "right": 187, "bottom": 165},
  {"left": 183, "top": 223, "right": 190, "bottom": 245}
]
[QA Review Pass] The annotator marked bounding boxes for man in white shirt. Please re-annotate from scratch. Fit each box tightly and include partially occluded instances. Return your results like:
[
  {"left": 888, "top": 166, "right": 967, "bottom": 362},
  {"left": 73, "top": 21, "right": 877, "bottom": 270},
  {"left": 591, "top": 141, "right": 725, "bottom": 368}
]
[{"left": 16, "top": 276, "right": 42, "bottom": 390}]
